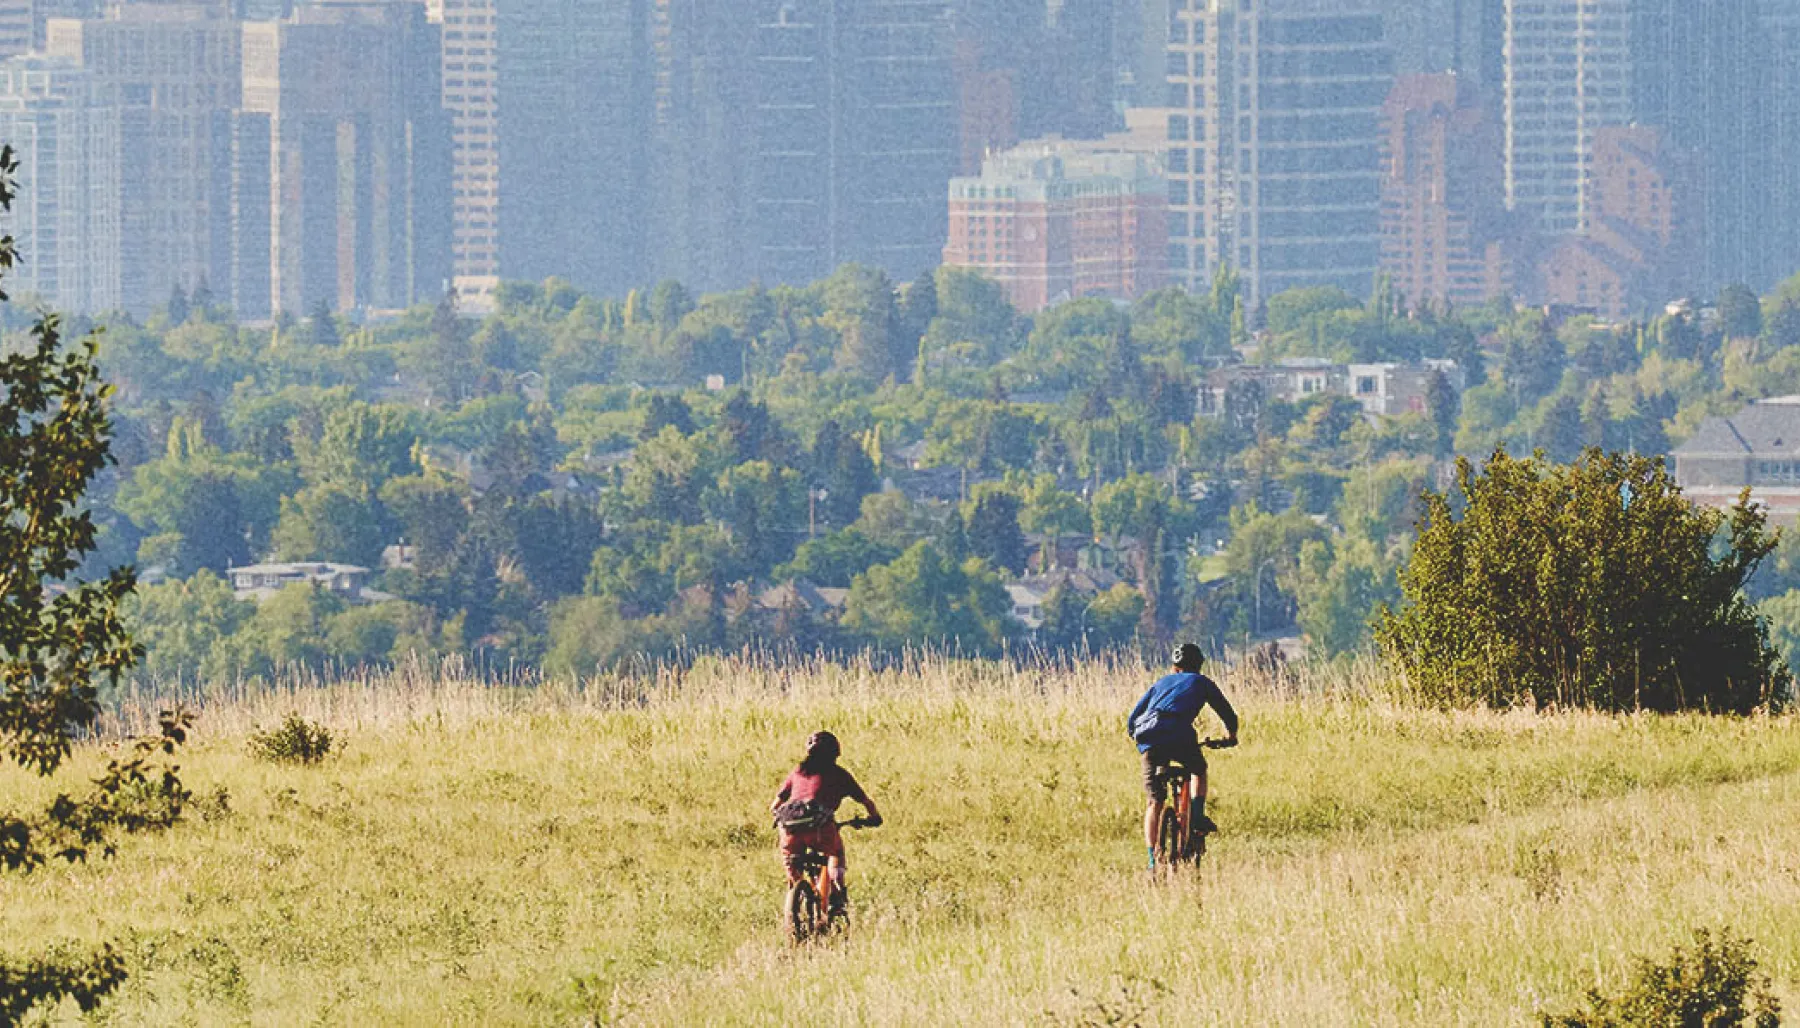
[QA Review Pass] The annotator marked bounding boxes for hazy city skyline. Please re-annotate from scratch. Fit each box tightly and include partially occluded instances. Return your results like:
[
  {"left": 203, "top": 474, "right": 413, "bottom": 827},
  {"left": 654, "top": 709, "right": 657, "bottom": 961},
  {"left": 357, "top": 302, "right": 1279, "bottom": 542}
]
[{"left": 0, "top": 0, "right": 1793, "bottom": 318}]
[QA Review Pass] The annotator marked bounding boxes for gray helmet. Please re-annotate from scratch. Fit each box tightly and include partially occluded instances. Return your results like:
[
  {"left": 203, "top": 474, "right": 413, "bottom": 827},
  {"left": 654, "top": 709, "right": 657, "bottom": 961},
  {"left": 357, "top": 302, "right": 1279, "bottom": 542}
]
[{"left": 1171, "top": 643, "right": 1205, "bottom": 671}]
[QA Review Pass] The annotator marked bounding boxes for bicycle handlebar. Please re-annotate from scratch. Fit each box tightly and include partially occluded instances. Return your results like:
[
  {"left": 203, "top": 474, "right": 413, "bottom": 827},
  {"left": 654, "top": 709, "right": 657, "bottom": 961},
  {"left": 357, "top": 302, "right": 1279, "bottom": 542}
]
[{"left": 1201, "top": 737, "right": 1238, "bottom": 749}]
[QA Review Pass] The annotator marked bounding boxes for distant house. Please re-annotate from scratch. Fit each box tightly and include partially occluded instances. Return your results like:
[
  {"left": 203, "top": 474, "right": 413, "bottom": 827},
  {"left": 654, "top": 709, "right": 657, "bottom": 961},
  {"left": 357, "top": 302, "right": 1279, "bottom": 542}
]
[
  {"left": 1345, "top": 360, "right": 1466, "bottom": 418},
  {"left": 1005, "top": 583, "right": 1049, "bottom": 630},
  {"left": 228, "top": 562, "right": 392, "bottom": 604},
  {"left": 1197, "top": 358, "right": 1463, "bottom": 419},
  {"left": 1672, "top": 397, "right": 1800, "bottom": 522},
  {"left": 890, "top": 439, "right": 931, "bottom": 472},
  {"left": 1004, "top": 568, "right": 1125, "bottom": 630},
  {"left": 756, "top": 580, "right": 849, "bottom": 622},
  {"left": 381, "top": 544, "right": 418, "bottom": 571}
]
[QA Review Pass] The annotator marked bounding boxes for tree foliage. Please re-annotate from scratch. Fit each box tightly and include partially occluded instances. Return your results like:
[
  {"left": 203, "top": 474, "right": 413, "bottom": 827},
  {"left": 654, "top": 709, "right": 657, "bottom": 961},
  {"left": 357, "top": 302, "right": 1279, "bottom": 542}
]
[
  {"left": 1378, "top": 449, "right": 1790, "bottom": 711},
  {"left": 0, "top": 227, "right": 187, "bottom": 1016}
]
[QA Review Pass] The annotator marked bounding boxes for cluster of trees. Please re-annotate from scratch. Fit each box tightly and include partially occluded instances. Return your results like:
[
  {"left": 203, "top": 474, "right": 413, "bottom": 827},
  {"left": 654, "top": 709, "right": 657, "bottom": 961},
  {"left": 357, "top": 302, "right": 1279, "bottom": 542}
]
[{"left": 48, "top": 247, "right": 1800, "bottom": 680}]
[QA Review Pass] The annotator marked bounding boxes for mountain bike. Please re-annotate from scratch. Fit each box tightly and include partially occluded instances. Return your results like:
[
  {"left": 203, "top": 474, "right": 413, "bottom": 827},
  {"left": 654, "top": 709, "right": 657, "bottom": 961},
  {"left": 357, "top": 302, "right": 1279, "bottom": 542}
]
[
  {"left": 784, "top": 817, "right": 872, "bottom": 943},
  {"left": 1149, "top": 737, "right": 1234, "bottom": 871}
]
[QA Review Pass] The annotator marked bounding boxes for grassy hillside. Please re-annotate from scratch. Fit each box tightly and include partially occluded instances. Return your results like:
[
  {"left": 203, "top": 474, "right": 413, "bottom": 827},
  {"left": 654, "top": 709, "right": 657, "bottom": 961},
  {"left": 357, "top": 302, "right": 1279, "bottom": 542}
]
[{"left": 6, "top": 659, "right": 1800, "bottom": 1025}]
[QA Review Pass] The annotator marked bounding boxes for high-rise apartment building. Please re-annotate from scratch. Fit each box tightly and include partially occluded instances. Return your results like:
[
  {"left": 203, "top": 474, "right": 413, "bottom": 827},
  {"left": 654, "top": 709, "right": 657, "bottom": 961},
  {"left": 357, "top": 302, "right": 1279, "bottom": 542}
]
[
  {"left": 496, "top": 0, "right": 648, "bottom": 297},
  {"left": 1165, "top": 0, "right": 1391, "bottom": 303},
  {"left": 46, "top": 4, "right": 239, "bottom": 316},
  {"left": 647, "top": 0, "right": 755, "bottom": 291},
  {"left": 1379, "top": 74, "right": 1511, "bottom": 309},
  {"left": 0, "top": 55, "right": 119, "bottom": 313},
  {"left": 1501, "top": 0, "right": 1630, "bottom": 236},
  {"left": 1629, "top": 2, "right": 1761, "bottom": 293},
  {"left": 426, "top": 0, "right": 498, "bottom": 310},
  {"left": 1769, "top": 3, "right": 1800, "bottom": 289},
  {"left": 1045, "top": 0, "right": 1113, "bottom": 138},
  {"left": 0, "top": 0, "right": 30, "bottom": 59},
  {"left": 237, "top": 1, "right": 451, "bottom": 315},
  {"left": 942, "top": 139, "right": 1167, "bottom": 312},
  {"left": 749, "top": 0, "right": 955, "bottom": 286},
  {"left": 1381, "top": 0, "right": 1502, "bottom": 88}
]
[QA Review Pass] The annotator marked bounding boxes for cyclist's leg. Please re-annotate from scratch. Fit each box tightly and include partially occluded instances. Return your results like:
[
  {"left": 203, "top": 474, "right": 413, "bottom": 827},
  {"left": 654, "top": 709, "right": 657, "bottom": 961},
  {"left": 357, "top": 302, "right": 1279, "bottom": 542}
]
[
  {"left": 1141, "top": 749, "right": 1165, "bottom": 859},
  {"left": 1191, "top": 761, "right": 1216, "bottom": 836},
  {"left": 778, "top": 828, "right": 804, "bottom": 885},
  {"left": 820, "top": 824, "right": 848, "bottom": 912}
]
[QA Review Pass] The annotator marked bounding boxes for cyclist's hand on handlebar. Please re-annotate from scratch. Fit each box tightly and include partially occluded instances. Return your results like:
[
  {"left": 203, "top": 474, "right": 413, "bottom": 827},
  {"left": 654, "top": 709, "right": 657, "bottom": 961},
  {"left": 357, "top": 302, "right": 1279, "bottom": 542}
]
[
  {"left": 1204, "top": 735, "right": 1238, "bottom": 749},
  {"left": 863, "top": 812, "right": 883, "bottom": 828}
]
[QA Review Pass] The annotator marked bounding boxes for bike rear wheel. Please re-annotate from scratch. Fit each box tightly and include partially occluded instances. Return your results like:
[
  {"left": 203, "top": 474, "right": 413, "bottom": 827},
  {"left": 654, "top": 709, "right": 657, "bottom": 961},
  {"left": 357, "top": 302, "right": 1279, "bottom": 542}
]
[
  {"left": 1155, "top": 798, "right": 1183, "bottom": 868},
  {"left": 786, "top": 880, "right": 821, "bottom": 942}
]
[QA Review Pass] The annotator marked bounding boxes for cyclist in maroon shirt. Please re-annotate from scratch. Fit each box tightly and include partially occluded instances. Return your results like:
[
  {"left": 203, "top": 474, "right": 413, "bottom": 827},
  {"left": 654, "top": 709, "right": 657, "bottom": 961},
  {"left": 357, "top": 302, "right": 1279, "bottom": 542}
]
[{"left": 771, "top": 731, "right": 882, "bottom": 915}]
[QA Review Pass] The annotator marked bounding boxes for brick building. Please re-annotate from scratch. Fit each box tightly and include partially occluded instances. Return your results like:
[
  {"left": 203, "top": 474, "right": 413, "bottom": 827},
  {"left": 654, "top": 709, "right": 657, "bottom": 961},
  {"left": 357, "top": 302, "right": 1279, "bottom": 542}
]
[
  {"left": 942, "top": 139, "right": 1166, "bottom": 312},
  {"left": 1536, "top": 124, "right": 1700, "bottom": 318},
  {"left": 1379, "top": 74, "right": 1513, "bottom": 309}
]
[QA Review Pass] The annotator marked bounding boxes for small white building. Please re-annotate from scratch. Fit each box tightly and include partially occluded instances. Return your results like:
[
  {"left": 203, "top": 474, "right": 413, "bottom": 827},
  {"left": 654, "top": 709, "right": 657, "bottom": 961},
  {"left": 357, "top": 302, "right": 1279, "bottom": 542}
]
[{"left": 228, "top": 562, "right": 390, "bottom": 604}]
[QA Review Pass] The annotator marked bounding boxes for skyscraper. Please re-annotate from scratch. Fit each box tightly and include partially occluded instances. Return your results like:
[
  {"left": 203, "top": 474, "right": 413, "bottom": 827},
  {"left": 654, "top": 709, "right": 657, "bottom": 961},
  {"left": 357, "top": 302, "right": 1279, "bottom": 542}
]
[
  {"left": 496, "top": 0, "right": 649, "bottom": 296},
  {"left": 1630, "top": 2, "right": 1762, "bottom": 292},
  {"left": 1166, "top": 0, "right": 1392, "bottom": 303},
  {"left": 0, "top": 55, "right": 120, "bottom": 313},
  {"left": 1769, "top": 3, "right": 1800, "bottom": 287},
  {"left": 748, "top": 0, "right": 955, "bottom": 286},
  {"left": 1380, "top": 0, "right": 1502, "bottom": 89},
  {"left": 426, "top": 0, "right": 499, "bottom": 309},
  {"left": 236, "top": 1, "right": 451, "bottom": 315},
  {"left": 1501, "top": 0, "right": 1631, "bottom": 236},
  {"left": 648, "top": 0, "right": 756, "bottom": 291},
  {"left": 46, "top": 4, "right": 239, "bottom": 316}
]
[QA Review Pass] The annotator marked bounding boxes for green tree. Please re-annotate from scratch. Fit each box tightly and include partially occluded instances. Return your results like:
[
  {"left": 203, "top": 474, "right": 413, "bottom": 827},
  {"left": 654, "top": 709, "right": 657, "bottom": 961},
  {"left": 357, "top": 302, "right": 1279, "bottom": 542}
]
[
  {"left": 1718, "top": 283, "right": 1763, "bottom": 340},
  {"left": 116, "top": 418, "right": 291, "bottom": 573},
  {"left": 226, "top": 582, "right": 348, "bottom": 677},
  {"left": 1087, "top": 583, "right": 1147, "bottom": 649},
  {"left": 271, "top": 483, "right": 388, "bottom": 565},
  {"left": 823, "top": 429, "right": 879, "bottom": 527},
  {"left": 1017, "top": 474, "right": 1090, "bottom": 571},
  {"left": 1425, "top": 369, "right": 1459, "bottom": 456},
  {"left": 126, "top": 570, "right": 253, "bottom": 681},
  {"left": 965, "top": 491, "right": 1028, "bottom": 574},
  {"left": 0, "top": 308, "right": 190, "bottom": 1020},
  {"left": 841, "top": 540, "right": 1013, "bottom": 652},
  {"left": 306, "top": 298, "right": 339, "bottom": 348},
  {"left": 1225, "top": 503, "right": 1330, "bottom": 634},
  {"left": 824, "top": 264, "right": 900, "bottom": 381},
  {"left": 777, "top": 528, "right": 898, "bottom": 588},
  {"left": 378, "top": 474, "right": 469, "bottom": 573},
  {"left": 1377, "top": 449, "right": 1790, "bottom": 711},
  {"left": 1292, "top": 537, "right": 1396, "bottom": 657},
  {"left": 294, "top": 403, "right": 421, "bottom": 492}
]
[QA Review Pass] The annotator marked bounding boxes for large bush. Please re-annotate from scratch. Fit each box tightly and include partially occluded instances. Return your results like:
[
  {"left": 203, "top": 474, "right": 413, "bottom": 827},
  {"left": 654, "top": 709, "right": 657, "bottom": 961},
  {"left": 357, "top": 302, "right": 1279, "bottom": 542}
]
[{"left": 1377, "top": 449, "right": 1790, "bottom": 712}]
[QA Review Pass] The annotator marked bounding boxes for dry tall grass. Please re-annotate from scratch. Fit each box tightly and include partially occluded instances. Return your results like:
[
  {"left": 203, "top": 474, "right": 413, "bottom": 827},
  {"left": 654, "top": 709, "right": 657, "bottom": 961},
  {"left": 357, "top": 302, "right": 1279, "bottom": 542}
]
[{"left": 8, "top": 657, "right": 1797, "bottom": 1025}]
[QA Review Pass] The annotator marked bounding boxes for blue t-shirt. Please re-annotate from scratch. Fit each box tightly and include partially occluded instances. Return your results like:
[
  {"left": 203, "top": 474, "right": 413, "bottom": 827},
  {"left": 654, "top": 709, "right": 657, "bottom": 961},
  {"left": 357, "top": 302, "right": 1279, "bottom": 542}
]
[{"left": 1126, "top": 671, "right": 1237, "bottom": 752}]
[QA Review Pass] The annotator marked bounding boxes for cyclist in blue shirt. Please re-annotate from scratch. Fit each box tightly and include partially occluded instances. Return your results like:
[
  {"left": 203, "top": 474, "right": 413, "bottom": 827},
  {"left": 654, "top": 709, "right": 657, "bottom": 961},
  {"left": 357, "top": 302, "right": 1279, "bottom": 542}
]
[{"left": 1128, "top": 643, "right": 1239, "bottom": 869}]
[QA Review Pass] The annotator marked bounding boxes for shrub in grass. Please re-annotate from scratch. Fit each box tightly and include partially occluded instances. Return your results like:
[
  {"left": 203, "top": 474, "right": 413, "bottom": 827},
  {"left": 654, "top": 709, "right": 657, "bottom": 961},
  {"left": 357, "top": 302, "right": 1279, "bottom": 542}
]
[
  {"left": 248, "top": 715, "right": 333, "bottom": 765},
  {"left": 1540, "top": 928, "right": 1780, "bottom": 1028},
  {"left": 1379, "top": 449, "right": 1791, "bottom": 712}
]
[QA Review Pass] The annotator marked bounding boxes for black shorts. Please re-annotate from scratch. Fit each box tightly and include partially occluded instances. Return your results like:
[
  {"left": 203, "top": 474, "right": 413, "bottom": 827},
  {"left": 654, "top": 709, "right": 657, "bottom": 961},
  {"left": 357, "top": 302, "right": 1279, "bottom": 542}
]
[{"left": 1141, "top": 741, "right": 1207, "bottom": 803}]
